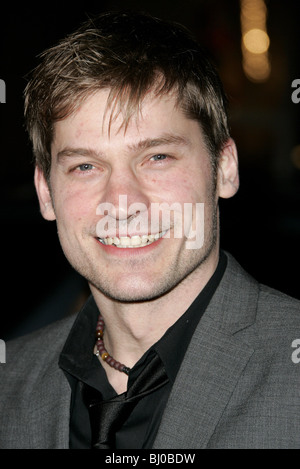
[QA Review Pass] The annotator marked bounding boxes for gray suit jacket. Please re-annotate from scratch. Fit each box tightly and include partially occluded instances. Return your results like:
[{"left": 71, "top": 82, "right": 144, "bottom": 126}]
[{"left": 1, "top": 253, "right": 300, "bottom": 449}]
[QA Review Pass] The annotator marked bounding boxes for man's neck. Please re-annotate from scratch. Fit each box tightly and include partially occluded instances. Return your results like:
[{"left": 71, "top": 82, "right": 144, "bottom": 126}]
[{"left": 90, "top": 251, "right": 219, "bottom": 372}]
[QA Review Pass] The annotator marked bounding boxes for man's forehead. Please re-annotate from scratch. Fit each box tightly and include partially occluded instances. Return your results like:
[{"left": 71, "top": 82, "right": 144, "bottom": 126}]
[{"left": 52, "top": 88, "right": 192, "bottom": 143}]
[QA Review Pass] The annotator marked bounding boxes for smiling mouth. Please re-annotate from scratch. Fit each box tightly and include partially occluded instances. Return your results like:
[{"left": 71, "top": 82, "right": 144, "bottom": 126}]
[{"left": 97, "top": 230, "right": 168, "bottom": 248}]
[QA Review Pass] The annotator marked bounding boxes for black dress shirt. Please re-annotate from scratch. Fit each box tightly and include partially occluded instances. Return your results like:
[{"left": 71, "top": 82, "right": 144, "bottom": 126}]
[{"left": 59, "top": 251, "right": 227, "bottom": 449}]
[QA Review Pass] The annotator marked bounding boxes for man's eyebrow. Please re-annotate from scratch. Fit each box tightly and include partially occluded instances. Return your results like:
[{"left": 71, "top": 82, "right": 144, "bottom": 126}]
[
  {"left": 56, "top": 148, "right": 99, "bottom": 161},
  {"left": 127, "top": 134, "right": 191, "bottom": 152},
  {"left": 56, "top": 134, "right": 191, "bottom": 161}
]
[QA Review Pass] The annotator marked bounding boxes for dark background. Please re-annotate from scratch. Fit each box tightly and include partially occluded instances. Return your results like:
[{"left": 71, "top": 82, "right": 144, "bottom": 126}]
[{"left": 1, "top": 0, "right": 299, "bottom": 340}]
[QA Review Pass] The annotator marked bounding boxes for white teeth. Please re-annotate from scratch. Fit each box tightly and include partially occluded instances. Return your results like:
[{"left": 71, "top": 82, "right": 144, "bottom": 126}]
[
  {"left": 120, "top": 237, "right": 130, "bottom": 247},
  {"left": 98, "top": 231, "right": 167, "bottom": 248},
  {"left": 130, "top": 236, "right": 142, "bottom": 246}
]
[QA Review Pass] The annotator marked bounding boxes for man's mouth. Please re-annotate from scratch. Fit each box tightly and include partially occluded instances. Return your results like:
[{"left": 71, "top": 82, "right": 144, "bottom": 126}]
[{"left": 97, "top": 230, "right": 168, "bottom": 248}]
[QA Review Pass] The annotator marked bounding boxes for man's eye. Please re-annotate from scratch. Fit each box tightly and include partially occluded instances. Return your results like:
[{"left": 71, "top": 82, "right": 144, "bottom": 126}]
[
  {"left": 150, "top": 154, "right": 168, "bottom": 162},
  {"left": 78, "top": 163, "right": 94, "bottom": 171}
]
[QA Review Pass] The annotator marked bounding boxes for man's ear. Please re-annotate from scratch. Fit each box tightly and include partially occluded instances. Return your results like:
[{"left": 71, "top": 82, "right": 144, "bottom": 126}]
[
  {"left": 34, "top": 166, "right": 56, "bottom": 221},
  {"left": 217, "top": 138, "right": 239, "bottom": 199}
]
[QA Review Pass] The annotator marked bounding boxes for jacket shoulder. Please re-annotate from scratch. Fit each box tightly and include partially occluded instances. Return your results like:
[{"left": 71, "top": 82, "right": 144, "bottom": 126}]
[
  {"left": 0, "top": 314, "right": 76, "bottom": 391},
  {"left": 0, "top": 316, "right": 75, "bottom": 449},
  {"left": 7, "top": 314, "right": 76, "bottom": 360},
  {"left": 224, "top": 252, "right": 300, "bottom": 328},
  {"left": 256, "top": 283, "right": 300, "bottom": 329}
]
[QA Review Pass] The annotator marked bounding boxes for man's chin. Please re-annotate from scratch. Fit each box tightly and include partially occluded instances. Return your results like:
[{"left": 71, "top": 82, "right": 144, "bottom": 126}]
[{"left": 89, "top": 280, "right": 173, "bottom": 304}]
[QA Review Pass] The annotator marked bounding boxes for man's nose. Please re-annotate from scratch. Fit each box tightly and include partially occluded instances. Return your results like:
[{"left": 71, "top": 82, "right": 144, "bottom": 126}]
[{"left": 101, "top": 168, "right": 150, "bottom": 221}]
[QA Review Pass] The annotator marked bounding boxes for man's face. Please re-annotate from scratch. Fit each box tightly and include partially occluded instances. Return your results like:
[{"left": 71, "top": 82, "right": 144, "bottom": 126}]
[{"left": 36, "top": 89, "right": 237, "bottom": 302}]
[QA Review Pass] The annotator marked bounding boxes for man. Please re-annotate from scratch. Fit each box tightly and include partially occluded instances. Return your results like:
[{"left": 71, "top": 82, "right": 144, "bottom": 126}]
[{"left": 0, "top": 11, "right": 300, "bottom": 449}]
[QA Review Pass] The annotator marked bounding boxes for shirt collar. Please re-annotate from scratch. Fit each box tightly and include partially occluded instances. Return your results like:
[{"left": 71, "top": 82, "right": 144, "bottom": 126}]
[{"left": 59, "top": 295, "right": 99, "bottom": 377}]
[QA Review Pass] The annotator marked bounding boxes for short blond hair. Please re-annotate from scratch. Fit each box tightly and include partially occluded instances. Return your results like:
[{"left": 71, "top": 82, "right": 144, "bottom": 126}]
[{"left": 24, "top": 11, "right": 230, "bottom": 179}]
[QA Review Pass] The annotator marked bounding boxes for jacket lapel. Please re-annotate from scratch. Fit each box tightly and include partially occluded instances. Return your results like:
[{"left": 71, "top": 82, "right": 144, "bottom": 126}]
[{"left": 153, "top": 253, "right": 258, "bottom": 449}]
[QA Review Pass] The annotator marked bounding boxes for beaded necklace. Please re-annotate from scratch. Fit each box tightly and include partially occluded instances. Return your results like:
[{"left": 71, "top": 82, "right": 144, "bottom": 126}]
[{"left": 95, "top": 315, "right": 131, "bottom": 375}]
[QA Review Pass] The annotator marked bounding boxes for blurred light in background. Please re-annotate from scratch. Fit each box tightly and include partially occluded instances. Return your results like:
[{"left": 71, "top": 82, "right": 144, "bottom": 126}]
[
  {"left": 243, "top": 28, "right": 270, "bottom": 54},
  {"left": 240, "top": 0, "right": 271, "bottom": 82}
]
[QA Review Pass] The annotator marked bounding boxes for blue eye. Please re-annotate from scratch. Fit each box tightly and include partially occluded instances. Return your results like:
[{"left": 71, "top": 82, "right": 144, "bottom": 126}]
[
  {"left": 78, "top": 163, "right": 94, "bottom": 171},
  {"left": 151, "top": 154, "right": 167, "bottom": 161}
]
